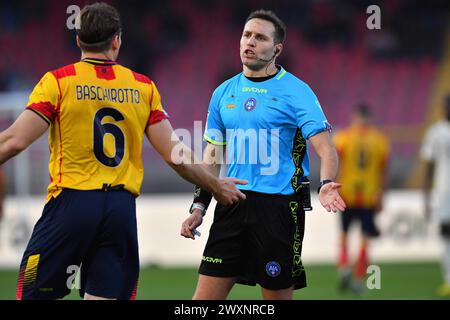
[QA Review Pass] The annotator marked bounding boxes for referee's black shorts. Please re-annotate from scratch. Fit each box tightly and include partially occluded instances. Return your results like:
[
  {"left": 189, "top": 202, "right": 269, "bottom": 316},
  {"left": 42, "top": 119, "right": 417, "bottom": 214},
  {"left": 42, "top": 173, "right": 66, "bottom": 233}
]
[{"left": 199, "top": 190, "right": 307, "bottom": 290}]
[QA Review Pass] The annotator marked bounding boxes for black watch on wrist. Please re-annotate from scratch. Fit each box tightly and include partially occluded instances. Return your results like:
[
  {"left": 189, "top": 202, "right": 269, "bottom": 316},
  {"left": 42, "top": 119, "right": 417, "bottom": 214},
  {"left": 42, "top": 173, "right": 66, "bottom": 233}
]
[{"left": 317, "top": 179, "right": 333, "bottom": 194}]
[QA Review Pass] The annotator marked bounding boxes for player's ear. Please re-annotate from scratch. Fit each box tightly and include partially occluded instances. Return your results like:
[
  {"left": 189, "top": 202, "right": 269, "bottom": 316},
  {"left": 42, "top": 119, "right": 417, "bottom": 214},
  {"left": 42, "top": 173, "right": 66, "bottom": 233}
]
[
  {"left": 76, "top": 35, "right": 81, "bottom": 49},
  {"left": 111, "top": 34, "right": 121, "bottom": 50}
]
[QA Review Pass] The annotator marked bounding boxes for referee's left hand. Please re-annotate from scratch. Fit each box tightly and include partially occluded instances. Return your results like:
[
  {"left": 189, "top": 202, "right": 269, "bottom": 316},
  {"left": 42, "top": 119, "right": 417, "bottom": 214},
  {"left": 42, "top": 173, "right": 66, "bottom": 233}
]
[{"left": 319, "top": 182, "right": 346, "bottom": 213}]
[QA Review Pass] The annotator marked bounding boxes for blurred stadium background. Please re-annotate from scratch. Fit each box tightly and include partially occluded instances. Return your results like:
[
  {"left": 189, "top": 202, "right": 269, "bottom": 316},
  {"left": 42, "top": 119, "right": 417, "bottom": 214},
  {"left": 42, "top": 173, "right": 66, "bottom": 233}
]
[{"left": 0, "top": 0, "right": 449, "bottom": 299}]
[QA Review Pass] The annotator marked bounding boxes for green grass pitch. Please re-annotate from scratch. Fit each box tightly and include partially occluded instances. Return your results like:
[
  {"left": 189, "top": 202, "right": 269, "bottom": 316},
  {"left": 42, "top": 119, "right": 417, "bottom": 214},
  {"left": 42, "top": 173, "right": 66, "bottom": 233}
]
[{"left": 0, "top": 261, "right": 447, "bottom": 300}]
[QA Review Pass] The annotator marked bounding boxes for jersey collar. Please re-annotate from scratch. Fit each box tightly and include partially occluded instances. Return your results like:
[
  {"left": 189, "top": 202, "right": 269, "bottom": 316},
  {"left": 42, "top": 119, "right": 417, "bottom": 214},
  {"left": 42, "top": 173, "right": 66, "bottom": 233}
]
[
  {"left": 243, "top": 65, "right": 286, "bottom": 83},
  {"left": 81, "top": 58, "right": 117, "bottom": 66}
]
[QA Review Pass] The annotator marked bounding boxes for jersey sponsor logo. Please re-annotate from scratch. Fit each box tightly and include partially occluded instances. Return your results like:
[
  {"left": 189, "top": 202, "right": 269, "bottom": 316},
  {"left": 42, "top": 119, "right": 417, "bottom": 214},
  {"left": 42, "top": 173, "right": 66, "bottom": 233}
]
[
  {"left": 202, "top": 255, "right": 223, "bottom": 264},
  {"left": 244, "top": 98, "right": 257, "bottom": 111},
  {"left": 242, "top": 87, "right": 268, "bottom": 94},
  {"left": 266, "top": 261, "right": 281, "bottom": 277},
  {"left": 227, "top": 104, "right": 235, "bottom": 109}
]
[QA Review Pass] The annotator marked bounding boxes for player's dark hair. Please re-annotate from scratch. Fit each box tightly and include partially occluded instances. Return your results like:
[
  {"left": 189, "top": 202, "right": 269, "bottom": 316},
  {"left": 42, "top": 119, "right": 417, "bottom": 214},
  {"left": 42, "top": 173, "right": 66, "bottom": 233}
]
[
  {"left": 355, "top": 103, "right": 371, "bottom": 118},
  {"left": 76, "top": 2, "right": 122, "bottom": 53},
  {"left": 445, "top": 94, "right": 450, "bottom": 108},
  {"left": 246, "top": 9, "right": 286, "bottom": 44},
  {"left": 444, "top": 94, "right": 450, "bottom": 121}
]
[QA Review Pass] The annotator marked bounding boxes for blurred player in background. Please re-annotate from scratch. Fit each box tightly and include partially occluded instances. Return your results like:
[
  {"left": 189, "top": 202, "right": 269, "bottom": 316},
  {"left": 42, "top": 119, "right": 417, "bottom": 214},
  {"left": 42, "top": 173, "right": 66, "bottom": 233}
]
[
  {"left": 181, "top": 9, "right": 345, "bottom": 300},
  {"left": 333, "top": 104, "right": 390, "bottom": 294},
  {"left": 0, "top": 166, "right": 5, "bottom": 223},
  {"left": 0, "top": 2, "right": 245, "bottom": 300},
  {"left": 421, "top": 94, "right": 450, "bottom": 297}
]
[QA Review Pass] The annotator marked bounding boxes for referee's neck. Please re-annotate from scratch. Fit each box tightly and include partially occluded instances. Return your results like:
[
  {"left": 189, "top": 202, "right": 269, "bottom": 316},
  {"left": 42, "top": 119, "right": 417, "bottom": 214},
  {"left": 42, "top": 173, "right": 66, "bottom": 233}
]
[{"left": 243, "top": 63, "right": 278, "bottom": 78}]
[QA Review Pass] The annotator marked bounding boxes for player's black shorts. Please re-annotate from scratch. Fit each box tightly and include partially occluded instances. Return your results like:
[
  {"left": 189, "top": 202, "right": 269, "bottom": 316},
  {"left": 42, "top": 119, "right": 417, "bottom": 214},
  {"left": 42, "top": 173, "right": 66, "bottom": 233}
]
[
  {"left": 441, "top": 223, "right": 450, "bottom": 237},
  {"left": 16, "top": 188, "right": 139, "bottom": 300},
  {"left": 341, "top": 207, "right": 380, "bottom": 237},
  {"left": 199, "top": 191, "right": 307, "bottom": 290}
]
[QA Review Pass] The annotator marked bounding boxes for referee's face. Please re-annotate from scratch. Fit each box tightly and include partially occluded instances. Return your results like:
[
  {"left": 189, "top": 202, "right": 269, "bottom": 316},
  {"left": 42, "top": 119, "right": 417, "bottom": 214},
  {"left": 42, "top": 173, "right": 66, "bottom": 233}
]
[{"left": 240, "top": 18, "right": 277, "bottom": 71}]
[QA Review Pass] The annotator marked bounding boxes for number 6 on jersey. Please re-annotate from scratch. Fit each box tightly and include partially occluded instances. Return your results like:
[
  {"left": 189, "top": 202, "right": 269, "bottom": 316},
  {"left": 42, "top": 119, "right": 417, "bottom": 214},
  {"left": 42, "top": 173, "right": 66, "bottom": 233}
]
[{"left": 93, "top": 107, "right": 125, "bottom": 167}]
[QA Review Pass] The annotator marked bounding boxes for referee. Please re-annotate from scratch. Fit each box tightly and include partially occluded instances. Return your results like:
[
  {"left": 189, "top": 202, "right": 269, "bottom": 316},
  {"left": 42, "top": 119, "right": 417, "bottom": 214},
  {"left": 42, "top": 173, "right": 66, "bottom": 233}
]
[{"left": 181, "top": 9, "right": 346, "bottom": 300}]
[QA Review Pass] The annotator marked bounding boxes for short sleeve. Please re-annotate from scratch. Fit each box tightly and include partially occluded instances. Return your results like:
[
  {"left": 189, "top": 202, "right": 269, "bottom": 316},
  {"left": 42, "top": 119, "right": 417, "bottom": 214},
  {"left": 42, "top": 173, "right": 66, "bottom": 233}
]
[
  {"left": 204, "top": 88, "right": 226, "bottom": 145},
  {"left": 148, "top": 81, "right": 169, "bottom": 126},
  {"left": 421, "top": 126, "right": 438, "bottom": 162},
  {"left": 293, "top": 84, "right": 331, "bottom": 139},
  {"left": 26, "top": 72, "right": 60, "bottom": 124}
]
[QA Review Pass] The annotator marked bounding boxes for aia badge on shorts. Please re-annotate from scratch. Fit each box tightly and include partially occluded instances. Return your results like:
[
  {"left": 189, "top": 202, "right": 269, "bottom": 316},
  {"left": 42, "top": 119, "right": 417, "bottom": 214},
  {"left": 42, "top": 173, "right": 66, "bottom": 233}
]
[
  {"left": 244, "top": 98, "right": 257, "bottom": 111},
  {"left": 266, "top": 261, "right": 281, "bottom": 277}
]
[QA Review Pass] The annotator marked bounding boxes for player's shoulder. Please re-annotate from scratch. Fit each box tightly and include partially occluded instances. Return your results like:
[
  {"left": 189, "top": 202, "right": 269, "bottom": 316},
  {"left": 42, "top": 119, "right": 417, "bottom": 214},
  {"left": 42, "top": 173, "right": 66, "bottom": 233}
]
[
  {"left": 50, "top": 63, "right": 77, "bottom": 80},
  {"left": 424, "top": 121, "right": 446, "bottom": 137},
  {"left": 333, "top": 126, "right": 349, "bottom": 140},
  {"left": 116, "top": 65, "right": 155, "bottom": 85},
  {"left": 372, "top": 128, "right": 390, "bottom": 147},
  {"left": 432, "top": 121, "right": 449, "bottom": 131},
  {"left": 371, "top": 125, "right": 388, "bottom": 138}
]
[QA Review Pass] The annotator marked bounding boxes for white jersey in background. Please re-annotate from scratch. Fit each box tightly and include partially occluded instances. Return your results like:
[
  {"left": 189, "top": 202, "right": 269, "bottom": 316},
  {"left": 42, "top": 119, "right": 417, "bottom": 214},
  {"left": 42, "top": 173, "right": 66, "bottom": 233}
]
[{"left": 421, "top": 120, "right": 450, "bottom": 222}]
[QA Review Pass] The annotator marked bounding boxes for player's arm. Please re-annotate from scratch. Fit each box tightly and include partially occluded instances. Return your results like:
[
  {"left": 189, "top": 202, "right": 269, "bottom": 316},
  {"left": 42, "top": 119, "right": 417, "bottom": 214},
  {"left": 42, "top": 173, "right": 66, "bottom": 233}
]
[
  {"left": 189, "top": 142, "right": 223, "bottom": 216},
  {"left": 145, "top": 119, "right": 246, "bottom": 206},
  {"left": 191, "top": 141, "right": 223, "bottom": 206},
  {"left": 420, "top": 128, "right": 436, "bottom": 222},
  {"left": 423, "top": 160, "right": 435, "bottom": 221},
  {"left": 201, "top": 142, "right": 223, "bottom": 177},
  {"left": 0, "top": 110, "right": 49, "bottom": 165},
  {"left": 309, "top": 130, "right": 346, "bottom": 213},
  {"left": 181, "top": 142, "right": 224, "bottom": 239},
  {"left": 376, "top": 141, "right": 391, "bottom": 212},
  {"left": 0, "top": 166, "right": 5, "bottom": 220}
]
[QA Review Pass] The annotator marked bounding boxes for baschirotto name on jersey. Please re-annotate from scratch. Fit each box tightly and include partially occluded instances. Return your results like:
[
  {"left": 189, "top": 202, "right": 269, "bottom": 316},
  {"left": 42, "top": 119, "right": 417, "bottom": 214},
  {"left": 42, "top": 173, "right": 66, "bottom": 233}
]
[{"left": 76, "top": 85, "right": 141, "bottom": 104}]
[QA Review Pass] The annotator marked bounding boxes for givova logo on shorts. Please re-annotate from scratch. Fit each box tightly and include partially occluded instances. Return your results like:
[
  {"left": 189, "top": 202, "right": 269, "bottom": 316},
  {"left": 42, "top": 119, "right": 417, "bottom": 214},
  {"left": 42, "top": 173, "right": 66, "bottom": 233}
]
[{"left": 202, "top": 256, "right": 223, "bottom": 264}]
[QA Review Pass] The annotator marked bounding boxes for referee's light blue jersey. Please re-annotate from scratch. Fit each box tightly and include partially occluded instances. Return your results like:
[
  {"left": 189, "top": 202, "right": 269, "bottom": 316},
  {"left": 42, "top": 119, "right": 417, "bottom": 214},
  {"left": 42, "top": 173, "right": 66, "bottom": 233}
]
[{"left": 204, "top": 66, "right": 331, "bottom": 195}]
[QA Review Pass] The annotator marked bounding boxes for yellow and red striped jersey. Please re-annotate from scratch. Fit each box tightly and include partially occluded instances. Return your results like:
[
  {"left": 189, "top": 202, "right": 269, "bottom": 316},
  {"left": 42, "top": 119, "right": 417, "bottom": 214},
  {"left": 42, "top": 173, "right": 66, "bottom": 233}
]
[
  {"left": 333, "top": 124, "right": 390, "bottom": 208},
  {"left": 26, "top": 58, "right": 168, "bottom": 202}
]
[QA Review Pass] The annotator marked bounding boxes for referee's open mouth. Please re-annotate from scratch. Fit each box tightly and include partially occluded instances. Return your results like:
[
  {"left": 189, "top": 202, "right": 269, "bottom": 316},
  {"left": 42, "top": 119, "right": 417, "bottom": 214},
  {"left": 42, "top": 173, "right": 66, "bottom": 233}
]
[{"left": 243, "top": 49, "right": 256, "bottom": 58}]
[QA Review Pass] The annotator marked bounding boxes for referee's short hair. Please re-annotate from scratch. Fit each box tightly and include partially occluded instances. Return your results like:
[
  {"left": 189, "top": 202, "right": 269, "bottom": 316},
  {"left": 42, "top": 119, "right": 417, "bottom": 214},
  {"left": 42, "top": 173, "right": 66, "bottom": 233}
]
[
  {"left": 246, "top": 9, "right": 286, "bottom": 44},
  {"left": 76, "top": 2, "right": 122, "bottom": 53}
]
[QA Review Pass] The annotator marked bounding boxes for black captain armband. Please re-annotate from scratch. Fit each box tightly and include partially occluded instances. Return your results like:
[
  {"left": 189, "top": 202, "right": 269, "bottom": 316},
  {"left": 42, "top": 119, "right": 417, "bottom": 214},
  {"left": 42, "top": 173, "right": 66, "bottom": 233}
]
[{"left": 193, "top": 185, "right": 213, "bottom": 209}]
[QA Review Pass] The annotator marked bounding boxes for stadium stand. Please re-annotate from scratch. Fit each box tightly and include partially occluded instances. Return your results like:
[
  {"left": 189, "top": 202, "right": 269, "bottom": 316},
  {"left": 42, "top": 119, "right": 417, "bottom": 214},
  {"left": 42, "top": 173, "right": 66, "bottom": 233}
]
[{"left": 0, "top": 0, "right": 448, "bottom": 192}]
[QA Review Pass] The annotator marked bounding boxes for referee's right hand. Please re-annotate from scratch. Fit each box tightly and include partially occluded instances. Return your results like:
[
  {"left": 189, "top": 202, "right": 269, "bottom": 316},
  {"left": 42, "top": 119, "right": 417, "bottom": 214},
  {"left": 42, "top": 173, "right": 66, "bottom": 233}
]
[
  {"left": 212, "top": 178, "right": 247, "bottom": 205},
  {"left": 181, "top": 210, "right": 203, "bottom": 240}
]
